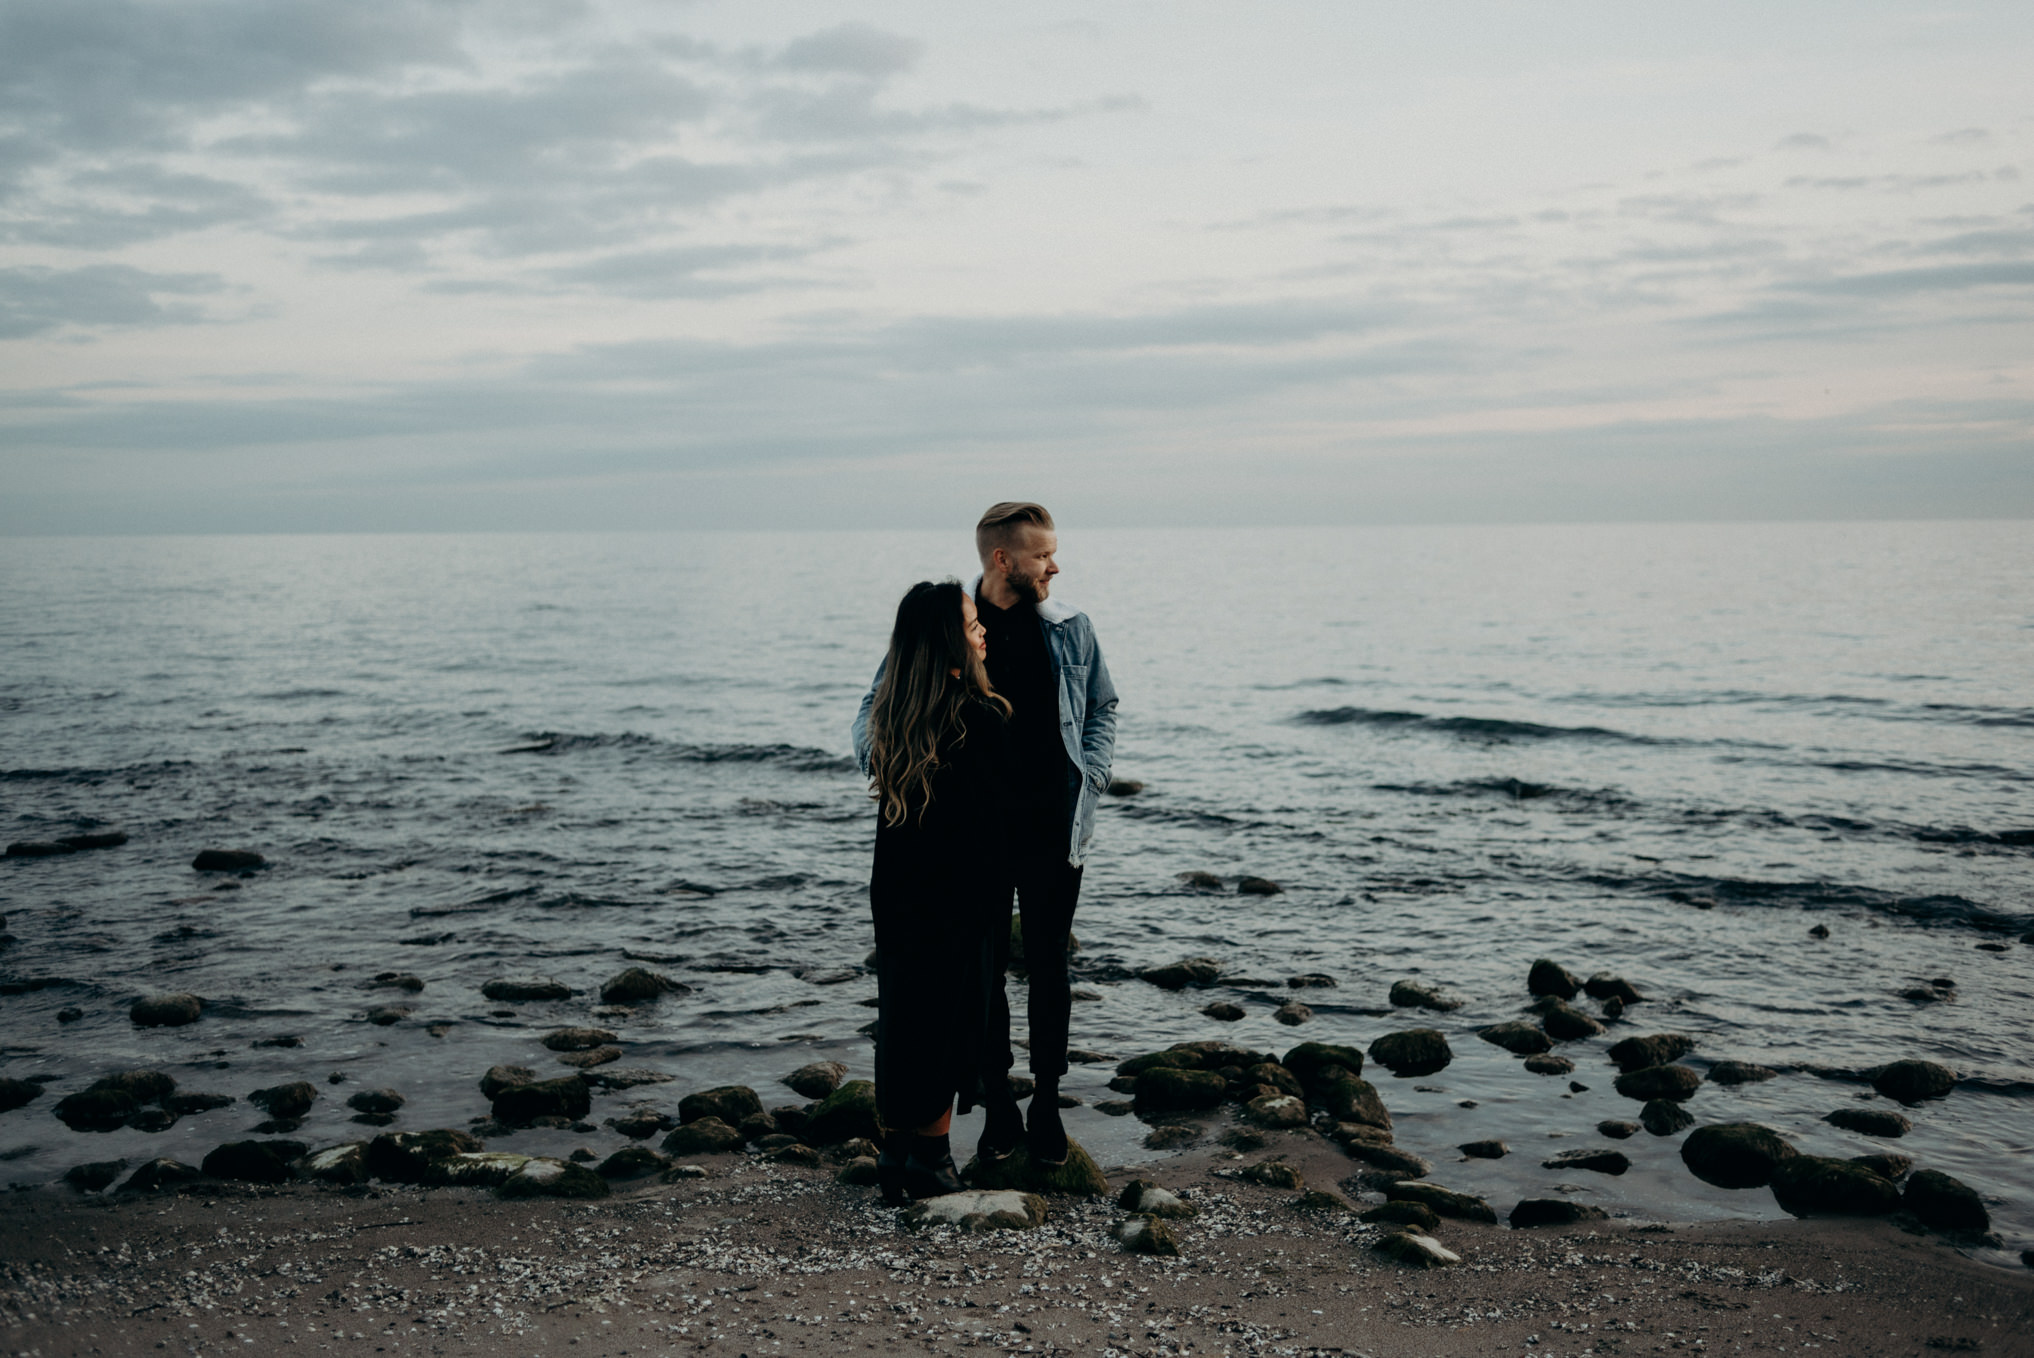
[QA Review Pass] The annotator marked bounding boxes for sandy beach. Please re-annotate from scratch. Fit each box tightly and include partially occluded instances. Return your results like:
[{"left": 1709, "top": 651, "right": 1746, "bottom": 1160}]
[{"left": 4, "top": 1131, "right": 2029, "bottom": 1358}]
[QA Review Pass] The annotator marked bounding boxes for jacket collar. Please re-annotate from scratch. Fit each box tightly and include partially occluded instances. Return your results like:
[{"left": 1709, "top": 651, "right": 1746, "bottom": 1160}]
[{"left": 970, "top": 573, "right": 1078, "bottom": 625}]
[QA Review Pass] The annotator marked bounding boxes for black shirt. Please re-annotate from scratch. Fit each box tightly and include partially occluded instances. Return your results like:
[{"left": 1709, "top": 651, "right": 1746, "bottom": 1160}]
[{"left": 977, "top": 592, "right": 1072, "bottom": 842}]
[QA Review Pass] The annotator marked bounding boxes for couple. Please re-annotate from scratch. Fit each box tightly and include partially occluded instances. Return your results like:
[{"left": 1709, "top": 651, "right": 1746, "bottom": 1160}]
[{"left": 850, "top": 502, "right": 1118, "bottom": 1205}]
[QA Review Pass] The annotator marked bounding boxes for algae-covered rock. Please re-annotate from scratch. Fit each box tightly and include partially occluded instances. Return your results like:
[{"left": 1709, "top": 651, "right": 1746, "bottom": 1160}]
[
  {"left": 131, "top": 993, "right": 203, "bottom": 1027},
  {"left": 783, "top": 1061, "right": 848, "bottom": 1100},
  {"left": 1614, "top": 1065, "right": 1702, "bottom": 1102},
  {"left": 1537, "top": 999, "right": 1604, "bottom": 1042},
  {"left": 364, "top": 1129, "right": 484, "bottom": 1182},
  {"left": 1583, "top": 972, "right": 1643, "bottom": 1005},
  {"left": 1361, "top": 1200, "right": 1439, "bottom": 1230},
  {"left": 1543, "top": 1148, "right": 1630, "bottom": 1176},
  {"left": 964, "top": 1138, "right": 1110, "bottom": 1197},
  {"left": 1385, "top": 1181, "right": 1496, "bottom": 1223},
  {"left": 801, "top": 1079, "right": 879, "bottom": 1145},
  {"left": 1479, "top": 1021, "right": 1553, "bottom": 1056},
  {"left": 1642, "top": 1099, "right": 1695, "bottom": 1136},
  {"left": 1312, "top": 1067, "right": 1391, "bottom": 1131},
  {"left": 1139, "top": 958, "right": 1222, "bottom": 990},
  {"left": 1344, "top": 1140, "right": 1431, "bottom": 1179},
  {"left": 491, "top": 1076, "right": 590, "bottom": 1125},
  {"left": 433, "top": 1152, "right": 533, "bottom": 1188},
  {"left": 1706, "top": 1061, "right": 1777, "bottom": 1086},
  {"left": 1283, "top": 1041, "right": 1365, "bottom": 1086},
  {"left": 1607, "top": 1033, "right": 1696, "bottom": 1073},
  {"left": 600, "top": 967, "right": 681, "bottom": 1003},
  {"left": 249, "top": 1082, "right": 317, "bottom": 1119},
  {"left": 1133, "top": 1067, "right": 1226, "bottom": 1113},
  {"left": 1524, "top": 1055, "right": 1575, "bottom": 1076},
  {"left": 297, "top": 1143, "right": 370, "bottom": 1185},
  {"left": 1389, "top": 980, "right": 1461, "bottom": 1012},
  {"left": 1240, "top": 1160, "right": 1304, "bottom": 1190},
  {"left": 661, "top": 1117, "right": 744, "bottom": 1156},
  {"left": 479, "top": 1065, "right": 535, "bottom": 1099},
  {"left": 1369, "top": 1029, "right": 1451, "bottom": 1077},
  {"left": 1824, "top": 1106, "right": 1911, "bottom": 1139},
  {"left": 1272, "top": 1000, "right": 1313, "bottom": 1026},
  {"left": 542, "top": 1027, "right": 616, "bottom": 1053},
  {"left": 596, "top": 1146, "right": 669, "bottom": 1180},
  {"left": 498, "top": 1157, "right": 609, "bottom": 1199},
  {"left": 1244, "top": 1094, "right": 1308, "bottom": 1128},
  {"left": 1460, "top": 1139, "right": 1509, "bottom": 1159}
]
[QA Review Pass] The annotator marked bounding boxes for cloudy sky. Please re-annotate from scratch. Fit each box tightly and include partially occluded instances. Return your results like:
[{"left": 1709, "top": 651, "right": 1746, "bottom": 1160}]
[{"left": 3, "top": 0, "right": 2031, "bottom": 532}]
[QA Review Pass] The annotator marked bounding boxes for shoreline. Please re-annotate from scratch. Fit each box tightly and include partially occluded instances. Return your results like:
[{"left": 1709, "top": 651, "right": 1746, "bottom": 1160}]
[{"left": 4, "top": 1138, "right": 2030, "bottom": 1358}]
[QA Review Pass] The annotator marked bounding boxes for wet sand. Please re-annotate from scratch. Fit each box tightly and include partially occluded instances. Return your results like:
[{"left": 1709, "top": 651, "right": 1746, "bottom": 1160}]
[{"left": 4, "top": 1137, "right": 2029, "bottom": 1358}]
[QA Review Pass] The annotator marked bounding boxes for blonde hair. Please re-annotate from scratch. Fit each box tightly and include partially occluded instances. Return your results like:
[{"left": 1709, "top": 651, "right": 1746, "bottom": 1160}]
[
  {"left": 975, "top": 501, "right": 1054, "bottom": 563},
  {"left": 867, "top": 580, "right": 1009, "bottom": 827}
]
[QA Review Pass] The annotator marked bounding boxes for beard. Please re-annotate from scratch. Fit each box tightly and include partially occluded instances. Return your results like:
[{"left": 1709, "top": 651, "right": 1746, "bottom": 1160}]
[{"left": 1006, "top": 565, "right": 1049, "bottom": 605}]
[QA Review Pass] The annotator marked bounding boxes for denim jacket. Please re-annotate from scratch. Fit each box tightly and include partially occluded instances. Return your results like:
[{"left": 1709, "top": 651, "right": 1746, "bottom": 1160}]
[{"left": 852, "top": 579, "right": 1119, "bottom": 867}]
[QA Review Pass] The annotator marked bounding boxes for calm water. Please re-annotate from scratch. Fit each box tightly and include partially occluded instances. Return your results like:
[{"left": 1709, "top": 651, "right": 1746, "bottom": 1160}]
[{"left": 2, "top": 524, "right": 2030, "bottom": 1258}]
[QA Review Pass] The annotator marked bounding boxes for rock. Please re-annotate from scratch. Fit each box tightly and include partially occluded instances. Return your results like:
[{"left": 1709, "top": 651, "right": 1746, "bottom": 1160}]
[
  {"left": 192, "top": 849, "right": 265, "bottom": 871},
  {"left": 1117, "top": 1179, "right": 1196, "bottom": 1219},
  {"left": 1852, "top": 1153, "right": 1913, "bottom": 1182},
  {"left": 1598, "top": 1120, "right": 1641, "bottom": 1140},
  {"left": 53, "top": 1087, "right": 140, "bottom": 1132},
  {"left": 1543, "top": 1148, "right": 1630, "bottom": 1176},
  {"left": 5, "top": 840, "right": 74, "bottom": 857},
  {"left": 1524, "top": 1055, "right": 1575, "bottom": 1076},
  {"left": 752, "top": 1130, "right": 796, "bottom": 1151},
  {"left": 481, "top": 976, "right": 571, "bottom": 1002},
  {"left": 1478, "top": 1021, "right": 1553, "bottom": 1056},
  {"left": 1681, "top": 1123, "right": 1797, "bottom": 1189},
  {"left": 606, "top": 1108, "right": 675, "bottom": 1140},
  {"left": 1460, "top": 1139, "right": 1509, "bottom": 1159},
  {"left": 499, "top": 1158, "right": 610, "bottom": 1199},
  {"left": 1361, "top": 1200, "right": 1439, "bottom": 1230},
  {"left": 663, "top": 1164, "right": 708, "bottom": 1182},
  {"left": 1236, "top": 877, "right": 1281, "bottom": 895},
  {"left": 1143, "top": 1125, "right": 1198, "bottom": 1150},
  {"left": 64, "top": 1160, "right": 127, "bottom": 1192},
  {"left": 1219, "top": 1126, "right": 1267, "bottom": 1151},
  {"left": 1614, "top": 1064, "right": 1702, "bottom": 1102},
  {"left": 584, "top": 1067, "right": 673, "bottom": 1091},
  {"left": 1389, "top": 980, "right": 1461, "bottom": 1012},
  {"left": 600, "top": 967, "right": 682, "bottom": 1003},
  {"left": 129, "top": 1107, "right": 178, "bottom": 1133},
  {"left": 1332, "top": 1121, "right": 1394, "bottom": 1148},
  {"left": 1824, "top": 1106, "right": 1911, "bottom": 1138},
  {"left": 1283, "top": 1041, "right": 1365, "bottom": 1085},
  {"left": 1343, "top": 1141, "right": 1432, "bottom": 1178},
  {"left": 1246, "top": 1063, "right": 1304, "bottom": 1098},
  {"left": 1870, "top": 1059, "right": 1956, "bottom": 1105},
  {"left": 364, "top": 1004, "right": 411, "bottom": 1026},
  {"left": 1642, "top": 1099, "right": 1695, "bottom": 1136},
  {"left": 1244, "top": 1094, "right": 1309, "bottom": 1128},
  {"left": 903, "top": 1190, "right": 1048, "bottom": 1232},
  {"left": 1374, "top": 1232, "right": 1460, "bottom": 1267},
  {"left": 965, "top": 1137, "right": 1111, "bottom": 1197},
  {"left": 835, "top": 1156, "right": 879, "bottom": 1186},
  {"left": 765, "top": 1143, "right": 820, "bottom": 1166},
  {"left": 1117, "top": 1048, "right": 1202, "bottom": 1076},
  {"left": 1133, "top": 1067, "right": 1227, "bottom": 1113},
  {"left": 1114, "top": 1214, "right": 1180, "bottom": 1255},
  {"left": 1139, "top": 958, "right": 1222, "bottom": 990},
  {"left": 1809, "top": 923, "right": 1830, "bottom": 938},
  {"left": 297, "top": 1143, "right": 370, "bottom": 1185},
  {"left": 1706, "top": 1061, "right": 1777, "bottom": 1085},
  {"left": 1510, "top": 1199, "right": 1610, "bottom": 1229},
  {"left": 362, "top": 1129, "right": 483, "bottom": 1182},
  {"left": 479, "top": 1065, "right": 536, "bottom": 1099},
  {"left": 1600, "top": 996, "right": 1624, "bottom": 1021},
  {"left": 1178, "top": 871, "right": 1224, "bottom": 890},
  {"left": 368, "top": 972, "right": 424, "bottom": 992},
  {"left": 1368, "top": 1029, "right": 1452, "bottom": 1077},
  {"left": 783, "top": 1061, "right": 848, "bottom": 1100},
  {"left": 1903, "top": 1169, "right": 1990, "bottom": 1234},
  {"left": 1095, "top": 1100, "right": 1134, "bottom": 1116},
  {"left": 1107, "top": 779, "right": 1145, "bottom": 796},
  {"left": 1528, "top": 959, "right": 1582, "bottom": 999},
  {"left": 1607, "top": 1033, "right": 1696, "bottom": 1073},
  {"left": 0, "top": 1078, "right": 44, "bottom": 1114},
  {"left": 425, "top": 1152, "right": 531, "bottom": 1188},
  {"left": 596, "top": 1146, "right": 668, "bottom": 1180},
  {"left": 1240, "top": 1160, "right": 1304, "bottom": 1190},
  {"left": 130, "top": 993, "right": 202, "bottom": 1027},
  {"left": 662, "top": 1116, "right": 744, "bottom": 1156},
  {"left": 541, "top": 1026, "right": 616, "bottom": 1052},
  {"left": 57, "top": 1007, "right": 83, "bottom": 1023},
  {"left": 491, "top": 1076, "right": 590, "bottom": 1125},
  {"left": 1385, "top": 1182, "right": 1497, "bottom": 1223},
  {"left": 346, "top": 1088, "right": 404, "bottom": 1117},
  {"left": 1201, "top": 1001, "right": 1245, "bottom": 1022},
  {"left": 1312, "top": 1068, "right": 1391, "bottom": 1131},
  {"left": 1770, "top": 1155, "right": 1901, "bottom": 1217},
  {"left": 1287, "top": 973, "right": 1337, "bottom": 989},
  {"left": 1537, "top": 999, "right": 1604, "bottom": 1041},
  {"left": 801, "top": 1080, "right": 879, "bottom": 1145},
  {"left": 120, "top": 1158, "right": 205, "bottom": 1192},
  {"left": 202, "top": 1139, "right": 305, "bottom": 1183},
  {"left": 1272, "top": 1001, "right": 1313, "bottom": 1026},
  {"left": 248, "top": 1082, "right": 317, "bottom": 1119},
  {"left": 1583, "top": 972, "right": 1643, "bottom": 1005},
  {"left": 1293, "top": 1188, "right": 1351, "bottom": 1213},
  {"left": 556, "top": 1045, "right": 621, "bottom": 1069}
]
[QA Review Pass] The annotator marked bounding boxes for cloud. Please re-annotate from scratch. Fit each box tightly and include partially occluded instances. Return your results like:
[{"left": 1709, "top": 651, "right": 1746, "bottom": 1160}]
[
  {"left": 1774, "top": 133, "right": 1832, "bottom": 151},
  {"left": 774, "top": 22, "right": 923, "bottom": 78},
  {"left": 534, "top": 241, "right": 841, "bottom": 299},
  {"left": 1785, "top": 261, "right": 2034, "bottom": 297},
  {"left": 0, "top": 263, "right": 223, "bottom": 338}
]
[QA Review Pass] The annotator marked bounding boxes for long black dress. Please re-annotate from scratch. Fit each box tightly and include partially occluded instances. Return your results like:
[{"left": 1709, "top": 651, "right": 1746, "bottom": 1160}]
[{"left": 869, "top": 697, "right": 1013, "bottom": 1133}]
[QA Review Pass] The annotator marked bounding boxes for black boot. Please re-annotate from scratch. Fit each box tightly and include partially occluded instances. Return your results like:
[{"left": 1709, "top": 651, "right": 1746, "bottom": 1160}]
[
  {"left": 903, "top": 1132, "right": 964, "bottom": 1199},
  {"left": 875, "top": 1133, "right": 911, "bottom": 1207},
  {"left": 978, "top": 1090, "right": 1023, "bottom": 1164},
  {"left": 1027, "top": 1083, "right": 1068, "bottom": 1167}
]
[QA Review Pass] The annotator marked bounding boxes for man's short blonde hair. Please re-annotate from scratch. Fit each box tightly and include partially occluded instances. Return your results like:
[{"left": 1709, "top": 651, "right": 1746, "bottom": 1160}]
[{"left": 975, "top": 501, "right": 1055, "bottom": 562}]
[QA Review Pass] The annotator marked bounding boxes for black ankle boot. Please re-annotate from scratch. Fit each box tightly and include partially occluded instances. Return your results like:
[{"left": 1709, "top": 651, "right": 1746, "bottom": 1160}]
[
  {"left": 978, "top": 1094, "right": 1022, "bottom": 1164},
  {"left": 1027, "top": 1087, "right": 1068, "bottom": 1167},
  {"left": 875, "top": 1134, "right": 911, "bottom": 1207},
  {"left": 903, "top": 1133, "right": 964, "bottom": 1199}
]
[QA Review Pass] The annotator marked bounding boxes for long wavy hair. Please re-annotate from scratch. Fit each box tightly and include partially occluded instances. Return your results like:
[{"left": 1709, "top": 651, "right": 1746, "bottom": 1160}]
[{"left": 867, "top": 579, "right": 1009, "bottom": 827}]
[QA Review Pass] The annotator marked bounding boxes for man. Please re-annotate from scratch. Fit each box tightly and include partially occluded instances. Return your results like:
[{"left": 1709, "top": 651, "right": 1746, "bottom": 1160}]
[{"left": 853, "top": 501, "right": 1118, "bottom": 1165}]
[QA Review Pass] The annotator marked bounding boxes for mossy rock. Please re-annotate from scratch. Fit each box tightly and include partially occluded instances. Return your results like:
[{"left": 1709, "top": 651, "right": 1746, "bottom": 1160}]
[
  {"left": 1769, "top": 1155, "right": 1900, "bottom": 1217},
  {"left": 1360, "top": 1200, "right": 1439, "bottom": 1231},
  {"left": 801, "top": 1079, "right": 879, "bottom": 1145},
  {"left": 963, "top": 1138, "right": 1109, "bottom": 1197},
  {"left": 498, "top": 1158, "right": 610, "bottom": 1199},
  {"left": 1384, "top": 1181, "right": 1495, "bottom": 1223}
]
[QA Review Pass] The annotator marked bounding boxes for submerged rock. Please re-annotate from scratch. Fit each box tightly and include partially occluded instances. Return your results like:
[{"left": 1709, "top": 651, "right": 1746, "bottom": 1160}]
[
  {"left": 1236, "top": 877, "right": 1282, "bottom": 896},
  {"left": 0, "top": 1078, "right": 45, "bottom": 1114},
  {"left": 1389, "top": 980, "right": 1461, "bottom": 1012},
  {"left": 1178, "top": 871, "right": 1224, "bottom": 891},
  {"left": 1537, "top": 999, "right": 1605, "bottom": 1042},
  {"left": 1583, "top": 972, "right": 1643, "bottom": 1005},
  {"left": 782, "top": 1061, "right": 847, "bottom": 1100},
  {"left": 1459, "top": 1139, "right": 1509, "bottom": 1159},
  {"left": 1478, "top": 1021, "right": 1552, "bottom": 1056},
  {"left": 1527, "top": 959, "right": 1582, "bottom": 1000},
  {"left": 1510, "top": 1199, "right": 1610, "bottom": 1229},
  {"left": 1201, "top": 1001, "right": 1245, "bottom": 1022},
  {"left": 1706, "top": 1060, "right": 1777, "bottom": 1086},
  {"left": 479, "top": 1065, "right": 535, "bottom": 1099},
  {"left": 1770, "top": 1155, "right": 1901, "bottom": 1217},
  {"left": 541, "top": 1026, "right": 616, "bottom": 1052},
  {"left": 1870, "top": 1059, "right": 1956, "bottom": 1105},
  {"left": 555, "top": 1045, "right": 620, "bottom": 1069},
  {"left": 5, "top": 840, "right": 74, "bottom": 857},
  {"left": 904, "top": 1190, "right": 1047, "bottom": 1233},
  {"left": 1272, "top": 1000, "right": 1313, "bottom": 1027},
  {"left": 1107, "top": 778, "right": 1145, "bottom": 796},
  {"left": 1524, "top": 1054, "right": 1575, "bottom": 1076},
  {"left": 1903, "top": 1169, "right": 1990, "bottom": 1234},
  {"left": 346, "top": 1088, "right": 404, "bottom": 1117},
  {"left": 1824, "top": 1106, "right": 1911, "bottom": 1138},
  {"left": 130, "top": 993, "right": 202, "bottom": 1027},
  {"left": 248, "top": 1082, "right": 317, "bottom": 1119},
  {"left": 1368, "top": 1029, "right": 1451, "bottom": 1077},
  {"left": 480, "top": 976, "right": 571, "bottom": 1002},
  {"left": 54, "top": 1087, "right": 141, "bottom": 1133},
  {"left": 1139, "top": 958, "right": 1222, "bottom": 990},
  {"left": 1607, "top": 1033, "right": 1696, "bottom": 1073},
  {"left": 1385, "top": 1181, "right": 1496, "bottom": 1223},
  {"left": 965, "top": 1139, "right": 1110, "bottom": 1197},
  {"left": 1614, "top": 1065, "right": 1702, "bottom": 1102},
  {"left": 1287, "top": 973, "right": 1337, "bottom": 989},
  {"left": 367, "top": 972, "right": 424, "bottom": 992},
  {"left": 191, "top": 849, "right": 265, "bottom": 872},
  {"left": 1681, "top": 1123, "right": 1797, "bottom": 1189},
  {"left": 1641, "top": 1099, "right": 1695, "bottom": 1136},
  {"left": 599, "top": 967, "right": 682, "bottom": 1003},
  {"left": 1544, "top": 1148, "right": 1630, "bottom": 1176}
]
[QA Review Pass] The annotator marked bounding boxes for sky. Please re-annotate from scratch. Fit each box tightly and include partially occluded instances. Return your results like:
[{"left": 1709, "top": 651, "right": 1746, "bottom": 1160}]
[{"left": 2, "top": 0, "right": 2031, "bottom": 533}]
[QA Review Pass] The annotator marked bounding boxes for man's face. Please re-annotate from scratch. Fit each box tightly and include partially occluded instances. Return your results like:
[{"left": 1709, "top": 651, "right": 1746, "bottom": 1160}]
[{"left": 1001, "top": 526, "right": 1059, "bottom": 603}]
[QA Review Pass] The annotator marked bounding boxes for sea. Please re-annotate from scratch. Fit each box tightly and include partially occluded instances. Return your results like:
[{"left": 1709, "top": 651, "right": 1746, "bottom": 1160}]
[{"left": 2, "top": 522, "right": 2030, "bottom": 1260}]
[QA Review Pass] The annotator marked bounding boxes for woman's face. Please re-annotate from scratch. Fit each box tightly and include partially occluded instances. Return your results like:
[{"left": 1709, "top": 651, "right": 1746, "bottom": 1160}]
[{"left": 960, "top": 594, "right": 988, "bottom": 662}]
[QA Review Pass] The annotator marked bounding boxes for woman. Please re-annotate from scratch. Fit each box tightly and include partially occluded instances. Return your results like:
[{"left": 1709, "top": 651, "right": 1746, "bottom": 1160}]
[{"left": 865, "top": 579, "right": 1019, "bottom": 1204}]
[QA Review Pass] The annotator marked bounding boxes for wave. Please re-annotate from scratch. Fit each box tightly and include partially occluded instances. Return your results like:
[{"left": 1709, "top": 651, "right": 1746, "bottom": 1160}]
[
  {"left": 1581, "top": 868, "right": 2031, "bottom": 933},
  {"left": 1293, "top": 706, "right": 1671, "bottom": 745},
  {"left": 1, "top": 759, "right": 196, "bottom": 782},
  {"left": 1375, "top": 777, "right": 1641, "bottom": 811},
  {"left": 502, "top": 730, "right": 855, "bottom": 774}
]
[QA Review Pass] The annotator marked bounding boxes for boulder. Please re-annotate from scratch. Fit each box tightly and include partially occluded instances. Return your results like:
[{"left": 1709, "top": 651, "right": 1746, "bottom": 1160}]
[
  {"left": 661, "top": 1117, "right": 744, "bottom": 1156},
  {"left": 498, "top": 1158, "right": 610, "bottom": 1199},
  {"left": 1510, "top": 1199, "right": 1610, "bottom": 1229},
  {"left": 191, "top": 850, "right": 265, "bottom": 872},
  {"left": 800, "top": 1080, "right": 879, "bottom": 1145},
  {"left": 1537, "top": 999, "right": 1604, "bottom": 1041},
  {"left": 1312, "top": 1067, "right": 1391, "bottom": 1130},
  {"left": 1272, "top": 1001, "right": 1313, "bottom": 1027},
  {"left": 1824, "top": 1107, "right": 1911, "bottom": 1139},
  {"left": 490, "top": 1076, "right": 590, "bottom": 1125},
  {"left": 1385, "top": 1182, "right": 1496, "bottom": 1223},
  {"left": 1706, "top": 1061, "right": 1777, "bottom": 1086},
  {"left": 1245, "top": 1094, "right": 1309, "bottom": 1129},
  {"left": 1117, "top": 1049, "right": 1202, "bottom": 1077},
  {"left": 1598, "top": 1120, "right": 1641, "bottom": 1140},
  {"left": 119, "top": 1158, "right": 206, "bottom": 1192},
  {"left": 63, "top": 1160, "right": 127, "bottom": 1192},
  {"left": 1240, "top": 1160, "right": 1304, "bottom": 1190},
  {"left": 1583, "top": 972, "right": 1643, "bottom": 1005},
  {"left": 902, "top": 1190, "right": 1048, "bottom": 1232},
  {"left": 201, "top": 1139, "right": 305, "bottom": 1183},
  {"left": 1543, "top": 1149, "right": 1630, "bottom": 1176},
  {"left": 599, "top": 967, "right": 681, "bottom": 1003},
  {"left": 248, "top": 1082, "right": 317, "bottom": 1119},
  {"left": 1641, "top": 1100, "right": 1695, "bottom": 1137},
  {"left": 1852, "top": 1153, "right": 1913, "bottom": 1183},
  {"left": 298, "top": 1143, "right": 370, "bottom": 1185},
  {"left": 346, "top": 1088, "right": 405, "bottom": 1117},
  {"left": 1903, "top": 1169, "right": 1990, "bottom": 1234},
  {"left": 1117, "top": 1179, "right": 1196, "bottom": 1219},
  {"left": 481, "top": 976, "right": 572, "bottom": 1002},
  {"left": 1368, "top": 1029, "right": 1452, "bottom": 1077},
  {"left": 1460, "top": 1139, "right": 1509, "bottom": 1159},
  {"left": 1527, "top": 959, "right": 1582, "bottom": 1000},
  {"left": 783, "top": 1061, "right": 848, "bottom": 1100},
  {"left": 606, "top": 1108, "right": 676, "bottom": 1140},
  {"left": 596, "top": 1146, "right": 669, "bottom": 1180},
  {"left": 1614, "top": 1065, "right": 1702, "bottom": 1102},
  {"left": 1389, "top": 980, "right": 1461, "bottom": 1012},
  {"left": 363, "top": 1129, "right": 484, "bottom": 1182},
  {"left": 1247, "top": 1063, "right": 1304, "bottom": 1098},
  {"left": 1478, "top": 1021, "right": 1553, "bottom": 1056},
  {"left": 1133, "top": 1067, "right": 1226, "bottom": 1113},
  {"left": 1373, "top": 1232, "right": 1460, "bottom": 1267},
  {"left": 130, "top": 993, "right": 202, "bottom": 1027},
  {"left": 1287, "top": 973, "right": 1337, "bottom": 989},
  {"left": 93, "top": 1069, "right": 177, "bottom": 1102},
  {"left": 1607, "top": 1033, "right": 1696, "bottom": 1073},
  {"left": 0, "top": 1078, "right": 43, "bottom": 1113},
  {"left": 1524, "top": 1055, "right": 1575, "bottom": 1077},
  {"left": 1139, "top": 958, "right": 1222, "bottom": 990},
  {"left": 479, "top": 1065, "right": 536, "bottom": 1099},
  {"left": 1343, "top": 1141, "right": 1432, "bottom": 1179},
  {"left": 1201, "top": 1001, "right": 1245, "bottom": 1022},
  {"left": 1283, "top": 1041, "right": 1365, "bottom": 1086},
  {"left": 1870, "top": 1060, "right": 1956, "bottom": 1105},
  {"left": 959, "top": 1138, "right": 1111, "bottom": 1198},
  {"left": 1770, "top": 1156, "right": 1901, "bottom": 1217},
  {"left": 1361, "top": 1200, "right": 1439, "bottom": 1230},
  {"left": 53, "top": 1087, "right": 139, "bottom": 1132},
  {"left": 1681, "top": 1123, "right": 1797, "bottom": 1189},
  {"left": 1236, "top": 877, "right": 1282, "bottom": 895},
  {"left": 541, "top": 1027, "right": 616, "bottom": 1052},
  {"left": 1114, "top": 1215, "right": 1179, "bottom": 1255}
]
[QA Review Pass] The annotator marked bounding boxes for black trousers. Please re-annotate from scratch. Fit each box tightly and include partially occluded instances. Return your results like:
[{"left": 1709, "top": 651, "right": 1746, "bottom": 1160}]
[{"left": 987, "top": 846, "right": 1084, "bottom": 1084}]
